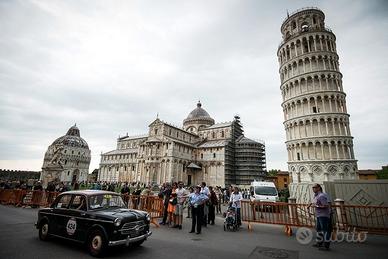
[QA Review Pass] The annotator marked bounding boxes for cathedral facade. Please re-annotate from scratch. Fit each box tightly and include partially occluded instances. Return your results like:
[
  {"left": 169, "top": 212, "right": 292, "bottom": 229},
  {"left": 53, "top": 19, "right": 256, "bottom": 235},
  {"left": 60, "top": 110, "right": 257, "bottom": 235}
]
[{"left": 98, "top": 102, "right": 266, "bottom": 187}]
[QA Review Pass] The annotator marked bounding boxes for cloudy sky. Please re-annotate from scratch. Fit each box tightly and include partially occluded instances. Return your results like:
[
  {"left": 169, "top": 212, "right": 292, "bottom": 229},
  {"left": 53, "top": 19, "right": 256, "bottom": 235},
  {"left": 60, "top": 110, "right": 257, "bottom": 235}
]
[{"left": 0, "top": 0, "right": 387, "bottom": 173}]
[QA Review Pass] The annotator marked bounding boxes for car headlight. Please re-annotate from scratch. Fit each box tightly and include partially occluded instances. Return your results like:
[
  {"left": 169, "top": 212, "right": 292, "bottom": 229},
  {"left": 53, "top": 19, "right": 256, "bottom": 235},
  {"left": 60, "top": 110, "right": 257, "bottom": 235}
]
[
  {"left": 145, "top": 213, "right": 151, "bottom": 222},
  {"left": 114, "top": 218, "right": 122, "bottom": 227}
]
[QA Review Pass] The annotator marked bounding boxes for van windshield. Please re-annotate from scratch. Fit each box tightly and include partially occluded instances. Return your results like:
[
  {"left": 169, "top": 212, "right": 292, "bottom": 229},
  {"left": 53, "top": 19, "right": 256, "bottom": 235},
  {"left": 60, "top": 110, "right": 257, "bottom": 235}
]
[{"left": 254, "top": 186, "right": 278, "bottom": 196}]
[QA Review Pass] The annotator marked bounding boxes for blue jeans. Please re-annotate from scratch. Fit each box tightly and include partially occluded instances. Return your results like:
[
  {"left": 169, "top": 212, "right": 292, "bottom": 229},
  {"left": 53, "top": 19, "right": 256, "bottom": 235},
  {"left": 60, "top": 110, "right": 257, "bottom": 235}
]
[{"left": 316, "top": 216, "right": 331, "bottom": 248}]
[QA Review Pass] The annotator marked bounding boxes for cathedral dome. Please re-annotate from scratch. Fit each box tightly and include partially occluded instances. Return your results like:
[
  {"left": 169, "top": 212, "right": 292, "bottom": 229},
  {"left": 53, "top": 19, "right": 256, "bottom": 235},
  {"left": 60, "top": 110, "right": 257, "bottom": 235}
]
[
  {"left": 186, "top": 102, "right": 212, "bottom": 120},
  {"left": 51, "top": 125, "right": 89, "bottom": 149},
  {"left": 183, "top": 102, "right": 215, "bottom": 132}
]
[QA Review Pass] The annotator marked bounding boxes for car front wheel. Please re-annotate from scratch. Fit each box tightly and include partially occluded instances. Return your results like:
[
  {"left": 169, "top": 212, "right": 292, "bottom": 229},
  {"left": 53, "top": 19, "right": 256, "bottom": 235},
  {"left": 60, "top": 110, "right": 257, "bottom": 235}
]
[
  {"left": 88, "top": 229, "right": 106, "bottom": 257},
  {"left": 39, "top": 221, "right": 49, "bottom": 241}
]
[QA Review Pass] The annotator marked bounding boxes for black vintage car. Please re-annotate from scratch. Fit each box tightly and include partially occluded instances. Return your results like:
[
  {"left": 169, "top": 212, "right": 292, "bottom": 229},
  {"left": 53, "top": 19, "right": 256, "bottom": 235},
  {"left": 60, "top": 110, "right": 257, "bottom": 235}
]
[{"left": 35, "top": 190, "right": 152, "bottom": 257}]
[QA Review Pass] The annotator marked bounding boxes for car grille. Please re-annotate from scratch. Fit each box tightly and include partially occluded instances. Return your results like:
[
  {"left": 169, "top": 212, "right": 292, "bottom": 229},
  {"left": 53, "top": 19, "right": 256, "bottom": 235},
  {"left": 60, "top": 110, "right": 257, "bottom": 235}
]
[{"left": 120, "top": 220, "right": 147, "bottom": 237}]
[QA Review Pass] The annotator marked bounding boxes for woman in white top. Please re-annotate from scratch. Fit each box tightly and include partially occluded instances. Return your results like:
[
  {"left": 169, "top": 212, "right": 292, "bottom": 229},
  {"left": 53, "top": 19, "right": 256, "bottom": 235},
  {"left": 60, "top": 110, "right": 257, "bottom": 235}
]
[{"left": 229, "top": 186, "right": 242, "bottom": 226}]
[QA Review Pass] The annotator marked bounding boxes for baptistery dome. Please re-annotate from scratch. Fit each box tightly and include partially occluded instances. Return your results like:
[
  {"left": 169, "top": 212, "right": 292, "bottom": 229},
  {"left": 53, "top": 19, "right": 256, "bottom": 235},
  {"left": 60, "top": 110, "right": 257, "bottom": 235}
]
[{"left": 51, "top": 125, "right": 89, "bottom": 149}]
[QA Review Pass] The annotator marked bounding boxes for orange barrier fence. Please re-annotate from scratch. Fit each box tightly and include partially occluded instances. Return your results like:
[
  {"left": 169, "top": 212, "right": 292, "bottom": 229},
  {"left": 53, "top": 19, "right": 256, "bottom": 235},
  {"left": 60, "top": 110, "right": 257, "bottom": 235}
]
[
  {"left": 241, "top": 199, "right": 388, "bottom": 236},
  {"left": 0, "top": 190, "right": 61, "bottom": 207},
  {"left": 122, "top": 194, "right": 164, "bottom": 227}
]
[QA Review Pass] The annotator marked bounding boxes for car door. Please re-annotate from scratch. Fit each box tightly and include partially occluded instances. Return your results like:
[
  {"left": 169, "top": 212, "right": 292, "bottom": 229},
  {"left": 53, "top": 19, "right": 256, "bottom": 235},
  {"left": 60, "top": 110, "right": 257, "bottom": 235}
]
[
  {"left": 65, "top": 195, "right": 89, "bottom": 242},
  {"left": 52, "top": 194, "right": 72, "bottom": 237}
]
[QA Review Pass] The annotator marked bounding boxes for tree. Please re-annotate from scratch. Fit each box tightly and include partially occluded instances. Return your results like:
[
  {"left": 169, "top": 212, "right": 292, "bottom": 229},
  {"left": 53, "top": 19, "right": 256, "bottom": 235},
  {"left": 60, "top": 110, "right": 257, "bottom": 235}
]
[
  {"left": 376, "top": 166, "right": 388, "bottom": 179},
  {"left": 267, "top": 169, "right": 280, "bottom": 177}
]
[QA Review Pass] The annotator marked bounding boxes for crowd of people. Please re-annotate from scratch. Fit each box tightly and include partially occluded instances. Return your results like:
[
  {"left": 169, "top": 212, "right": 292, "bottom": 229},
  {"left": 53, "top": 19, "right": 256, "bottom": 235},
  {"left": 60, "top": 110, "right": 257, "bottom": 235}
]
[{"left": 156, "top": 181, "right": 243, "bottom": 234}]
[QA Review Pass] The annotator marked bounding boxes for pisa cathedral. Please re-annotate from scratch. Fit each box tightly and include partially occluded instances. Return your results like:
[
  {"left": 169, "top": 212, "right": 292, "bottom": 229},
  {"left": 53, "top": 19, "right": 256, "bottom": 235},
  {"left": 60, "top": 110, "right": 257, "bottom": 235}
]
[
  {"left": 98, "top": 102, "right": 266, "bottom": 187},
  {"left": 278, "top": 8, "right": 358, "bottom": 183}
]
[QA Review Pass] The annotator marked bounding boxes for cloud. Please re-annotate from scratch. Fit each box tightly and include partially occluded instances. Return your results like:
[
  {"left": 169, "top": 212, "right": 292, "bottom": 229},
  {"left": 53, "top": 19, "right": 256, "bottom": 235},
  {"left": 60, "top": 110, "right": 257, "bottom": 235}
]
[{"left": 0, "top": 0, "right": 387, "bottom": 172}]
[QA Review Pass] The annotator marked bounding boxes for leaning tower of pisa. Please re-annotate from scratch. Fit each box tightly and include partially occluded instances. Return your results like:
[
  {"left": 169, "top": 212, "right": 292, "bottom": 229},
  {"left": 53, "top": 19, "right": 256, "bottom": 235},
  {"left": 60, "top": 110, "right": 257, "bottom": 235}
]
[{"left": 278, "top": 8, "right": 358, "bottom": 183}]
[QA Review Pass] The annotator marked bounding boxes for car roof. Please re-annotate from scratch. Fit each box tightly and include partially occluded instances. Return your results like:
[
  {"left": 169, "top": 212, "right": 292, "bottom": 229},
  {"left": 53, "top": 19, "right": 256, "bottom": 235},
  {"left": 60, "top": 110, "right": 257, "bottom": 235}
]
[
  {"left": 60, "top": 190, "right": 119, "bottom": 196},
  {"left": 251, "top": 181, "right": 276, "bottom": 186}
]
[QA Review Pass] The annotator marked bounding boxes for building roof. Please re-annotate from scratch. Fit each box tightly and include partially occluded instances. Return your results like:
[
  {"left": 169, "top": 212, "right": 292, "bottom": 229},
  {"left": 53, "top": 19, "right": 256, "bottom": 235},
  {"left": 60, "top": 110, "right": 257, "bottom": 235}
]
[
  {"left": 277, "top": 171, "right": 289, "bottom": 176},
  {"left": 183, "top": 101, "right": 215, "bottom": 126},
  {"left": 236, "top": 136, "right": 255, "bottom": 143},
  {"left": 187, "top": 163, "right": 201, "bottom": 169},
  {"left": 205, "top": 122, "right": 233, "bottom": 130},
  {"left": 186, "top": 101, "right": 212, "bottom": 120},
  {"left": 145, "top": 136, "right": 163, "bottom": 143},
  {"left": 164, "top": 137, "right": 197, "bottom": 148},
  {"left": 198, "top": 140, "right": 228, "bottom": 148},
  {"left": 236, "top": 135, "right": 265, "bottom": 145},
  {"left": 102, "top": 148, "right": 138, "bottom": 155},
  {"left": 118, "top": 134, "right": 148, "bottom": 141},
  {"left": 358, "top": 169, "right": 378, "bottom": 175},
  {"left": 51, "top": 125, "right": 89, "bottom": 149}
]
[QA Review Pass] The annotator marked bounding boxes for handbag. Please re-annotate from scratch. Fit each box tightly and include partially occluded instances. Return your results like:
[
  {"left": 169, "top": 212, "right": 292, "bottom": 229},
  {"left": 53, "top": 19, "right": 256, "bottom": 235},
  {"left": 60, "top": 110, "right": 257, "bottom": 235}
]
[{"left": 169, "top": 197, "right": 177, "bottom": 205}]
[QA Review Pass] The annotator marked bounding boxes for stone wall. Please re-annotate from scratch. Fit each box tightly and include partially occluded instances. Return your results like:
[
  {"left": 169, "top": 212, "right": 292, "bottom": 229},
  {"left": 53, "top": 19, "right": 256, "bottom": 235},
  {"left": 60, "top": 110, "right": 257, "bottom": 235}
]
[{"left": 290, "top": 180, "right": 388, "bottom": 205}]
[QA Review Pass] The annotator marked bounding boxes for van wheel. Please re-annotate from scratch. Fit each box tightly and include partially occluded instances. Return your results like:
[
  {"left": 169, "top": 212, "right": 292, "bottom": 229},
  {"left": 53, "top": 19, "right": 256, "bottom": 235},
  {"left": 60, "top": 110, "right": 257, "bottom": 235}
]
[
  {"left": 39, "top": 221, "right": 49, "bottom": 241},
  {"left": 88, "top": 229, "right": 106, "bottom": 257}
]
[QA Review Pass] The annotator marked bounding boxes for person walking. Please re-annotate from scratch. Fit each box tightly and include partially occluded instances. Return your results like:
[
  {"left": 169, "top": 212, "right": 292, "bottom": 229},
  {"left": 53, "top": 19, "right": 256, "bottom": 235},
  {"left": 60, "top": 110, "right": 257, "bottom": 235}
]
[
  {"left": 208, "top": 186, "right": 218, "bottom": 225},
  {"left": 189, "top": 186, "right": 209, "bottom": 234},
  {"left": 174, "top": 181, "right": 188, "bottom": 229},
  {"left": 161, "top": 183, "right": 172, "bottom": 225},
  {"left": 167, "top": 182, "right": 178, "bottom": 226},
  {"left": 309, "top": 183, "right": 331, "bottom": 251},
  {"left": 200, "top": 182, "right": 210, "bottom": 227},
  {"left": 186, "top": 186, "right": 194, "bottom": 218},
  {"left": 215, "top": 186, "right": 222, "bottom": 214},
  {"left": 229, "top": 186, "right": 242, "bottom": 226}
]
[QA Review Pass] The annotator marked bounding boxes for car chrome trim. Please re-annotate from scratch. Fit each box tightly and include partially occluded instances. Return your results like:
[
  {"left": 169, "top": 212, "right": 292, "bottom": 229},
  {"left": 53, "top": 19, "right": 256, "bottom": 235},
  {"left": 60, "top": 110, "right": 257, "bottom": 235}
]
[
  {"left": 49, "top": 233, "right": 84, "bottom": 243},
  {"left": 39, "top": 212, "right": 113, "bottom": 223},
  {"left": 108, "top": 231, "right": 152, "bottom": 246}
]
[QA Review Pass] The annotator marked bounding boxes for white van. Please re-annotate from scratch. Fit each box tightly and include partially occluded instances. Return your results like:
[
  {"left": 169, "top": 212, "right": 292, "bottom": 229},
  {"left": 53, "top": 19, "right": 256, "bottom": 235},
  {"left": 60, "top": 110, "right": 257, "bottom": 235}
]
[{"left": 250, "top": 181, "right": 279, "bottom": 202}]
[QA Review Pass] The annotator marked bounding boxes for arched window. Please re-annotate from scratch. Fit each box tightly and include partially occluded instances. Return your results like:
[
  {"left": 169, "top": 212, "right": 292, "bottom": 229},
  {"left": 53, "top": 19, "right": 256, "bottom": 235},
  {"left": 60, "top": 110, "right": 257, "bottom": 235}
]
[{"left": 292, "top": 21, "right": 296, "bottom": 29}]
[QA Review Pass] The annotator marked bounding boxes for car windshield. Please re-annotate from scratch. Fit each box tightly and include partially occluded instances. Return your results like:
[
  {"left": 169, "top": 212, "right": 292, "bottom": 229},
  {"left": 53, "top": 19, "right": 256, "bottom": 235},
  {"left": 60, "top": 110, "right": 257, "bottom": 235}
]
[
  {"left": 88, "top": 194, "right": 126, "bottom": 210},
  {"left": 254, "top": 186, "right": 278, "bottom": 196}
]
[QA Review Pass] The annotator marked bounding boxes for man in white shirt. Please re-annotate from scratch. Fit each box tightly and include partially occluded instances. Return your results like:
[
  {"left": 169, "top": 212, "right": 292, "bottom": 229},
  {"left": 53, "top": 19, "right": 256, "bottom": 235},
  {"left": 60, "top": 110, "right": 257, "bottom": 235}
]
[
  {"left": 229, "top": 186, "right": 242, "bottom": 226},
  {"left": 175, "top": 181, "right": 188, "bottom": 229},
  {"left": 200, "top": 182, "right": 210, "bottom": 196},
  {"left": 200, "top": 182, "right": 210, "bottom": 226}
]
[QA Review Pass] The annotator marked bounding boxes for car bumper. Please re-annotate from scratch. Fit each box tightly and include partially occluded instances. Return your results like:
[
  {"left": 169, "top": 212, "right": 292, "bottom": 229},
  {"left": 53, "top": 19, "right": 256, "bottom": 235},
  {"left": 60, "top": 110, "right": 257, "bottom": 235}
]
[{"left": 108, "top": 231, "right": 152, "bottom": 246}]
